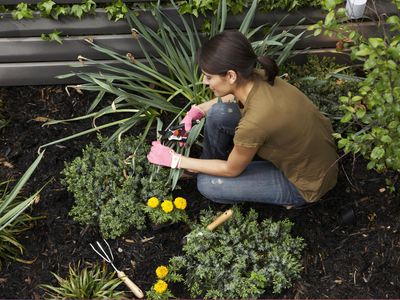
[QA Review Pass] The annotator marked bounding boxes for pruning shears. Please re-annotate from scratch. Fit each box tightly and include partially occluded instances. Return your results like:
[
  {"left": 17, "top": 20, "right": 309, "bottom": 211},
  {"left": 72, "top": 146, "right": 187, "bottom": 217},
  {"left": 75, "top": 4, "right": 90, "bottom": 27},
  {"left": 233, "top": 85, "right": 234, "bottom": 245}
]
[{"left": 158, "top": 120, "right": 199, "bottom": 143}]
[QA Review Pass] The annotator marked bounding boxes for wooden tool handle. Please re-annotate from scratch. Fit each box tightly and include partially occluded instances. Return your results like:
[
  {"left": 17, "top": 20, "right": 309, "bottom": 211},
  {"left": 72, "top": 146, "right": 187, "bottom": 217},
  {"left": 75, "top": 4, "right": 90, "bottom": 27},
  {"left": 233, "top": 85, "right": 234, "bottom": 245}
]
[
  {"left": 117, "top": 271, "right": 144, "bottom": 299},
  {"left": 207, "top": 209, "right": 233, "bottom": 231}
]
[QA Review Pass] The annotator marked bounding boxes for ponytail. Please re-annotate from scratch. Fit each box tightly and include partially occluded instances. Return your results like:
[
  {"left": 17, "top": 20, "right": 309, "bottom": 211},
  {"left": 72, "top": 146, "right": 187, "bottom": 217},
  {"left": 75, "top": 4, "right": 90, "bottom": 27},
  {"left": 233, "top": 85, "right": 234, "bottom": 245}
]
[{"left": 257, "top": 56, "right": 279, "bottom": 86}]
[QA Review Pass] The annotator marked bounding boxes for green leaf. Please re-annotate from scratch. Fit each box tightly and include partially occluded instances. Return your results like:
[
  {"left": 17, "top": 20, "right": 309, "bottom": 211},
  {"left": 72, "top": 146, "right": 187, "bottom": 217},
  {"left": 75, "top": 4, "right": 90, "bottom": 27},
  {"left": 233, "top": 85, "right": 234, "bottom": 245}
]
[
  {"left": 381, "top": 135, "right": 392, "bottom": 143},
  {"left": 37, "top": 0, "right": 55, "bottom": 16},
  {"left": 368, "top": 37, "right": 384, "bottom": 48},
  {"left": 324, "top": 11, "right": 335, "bottom": 26},
  {"left": 387, "top": 15, "right": 400, "bottom": 25},
  {"left": 340, "top": 112, "right": 353, "bottom": 123},
  {"left": 355, "top": 47, "right": 372, "bottom": 56},
  {"left": 70, "top": 4, "right": 83, "bottom": 19},
  {"left": 370, "top": 146, "right": 385, "bottom": 160},
  {"left": 337, "top": 138, "right": 348, "bottom": 149},
  {"left": 355, "top": 108, "right": 366, "bottom": 119},
  {"left": 351, "top": 95, "right": 362, "bottom": 102},
  {"left": 367, "top": 160, "right": 375, "bottom": 170},
  {"left": 323, "top": 0, "right": 341, "bottom": 10}
]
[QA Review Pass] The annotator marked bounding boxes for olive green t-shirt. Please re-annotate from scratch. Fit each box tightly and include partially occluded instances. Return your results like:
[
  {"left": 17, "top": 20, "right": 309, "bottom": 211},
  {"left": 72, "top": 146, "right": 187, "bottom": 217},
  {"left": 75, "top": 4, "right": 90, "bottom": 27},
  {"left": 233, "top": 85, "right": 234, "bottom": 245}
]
[{"left": 233, "top": 73, "right": 338, "bottom": 202}]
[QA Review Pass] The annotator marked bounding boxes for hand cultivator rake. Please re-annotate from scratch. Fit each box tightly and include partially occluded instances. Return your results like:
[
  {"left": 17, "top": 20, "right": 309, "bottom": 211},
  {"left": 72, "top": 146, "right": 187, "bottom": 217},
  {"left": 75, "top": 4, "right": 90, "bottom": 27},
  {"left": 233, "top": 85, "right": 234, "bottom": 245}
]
[{"left": 90, "top": 239, "right": 144, "bottom": 299}]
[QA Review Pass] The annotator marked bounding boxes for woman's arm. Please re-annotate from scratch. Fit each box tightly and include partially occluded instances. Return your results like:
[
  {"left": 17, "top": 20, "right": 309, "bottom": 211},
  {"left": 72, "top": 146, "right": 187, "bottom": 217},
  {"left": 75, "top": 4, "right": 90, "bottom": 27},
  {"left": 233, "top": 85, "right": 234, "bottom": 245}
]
[{"left": 179, "top": 145, "right": 258, "bottom": 177}]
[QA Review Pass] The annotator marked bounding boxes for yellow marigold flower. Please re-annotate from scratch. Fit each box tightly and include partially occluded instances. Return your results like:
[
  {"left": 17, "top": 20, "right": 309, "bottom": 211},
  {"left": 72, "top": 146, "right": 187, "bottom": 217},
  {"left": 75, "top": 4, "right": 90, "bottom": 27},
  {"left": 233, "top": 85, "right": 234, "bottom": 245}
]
[
  {"left": 147, "top": 197, "right": 159, "bottom": 208},
  {"left": 173, "top": 197, "right": 187, "bottom": 210},
  {"left": 161, "top": 200, "right": 174, "bottom": 213},
  {"left": 154, "top": 279, "right": 168, "bottom": 294},
  {"left": 155, "top": 265, "right": 169, "bottom": 279}
]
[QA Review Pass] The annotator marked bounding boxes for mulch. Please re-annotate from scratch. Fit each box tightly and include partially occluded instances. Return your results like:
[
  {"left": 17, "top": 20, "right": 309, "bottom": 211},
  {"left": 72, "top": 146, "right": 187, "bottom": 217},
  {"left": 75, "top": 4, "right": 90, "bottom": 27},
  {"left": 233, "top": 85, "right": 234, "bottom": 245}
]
[{"left": 0, "top": 85, "right": 399, "bottom": 299}]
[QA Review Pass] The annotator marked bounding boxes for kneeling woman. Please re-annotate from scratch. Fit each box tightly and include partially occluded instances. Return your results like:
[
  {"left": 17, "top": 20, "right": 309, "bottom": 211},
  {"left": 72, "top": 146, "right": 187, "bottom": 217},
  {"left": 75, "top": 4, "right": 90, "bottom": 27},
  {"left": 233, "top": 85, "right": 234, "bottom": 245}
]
[{"left": 147, "top": 31, "right": 338, "bottom": 208}]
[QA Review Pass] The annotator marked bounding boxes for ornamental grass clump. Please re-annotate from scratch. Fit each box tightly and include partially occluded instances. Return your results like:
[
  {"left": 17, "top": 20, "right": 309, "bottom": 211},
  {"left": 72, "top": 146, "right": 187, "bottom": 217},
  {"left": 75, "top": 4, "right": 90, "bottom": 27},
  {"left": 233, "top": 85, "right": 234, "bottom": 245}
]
[
  {"left": 144, "top": 196, "right": 189, "bottom": 225},
  {"left": 169, "top": 208, "right": 306, "bottom": 298},
  {"left": 40, "top": 261, "right": 127, "bottom": 299},
  {"left": 146, "top": 265, "right": 183, "bottom": 300},
  {"left": 62, "top": 135, "right": 175, "bottom": 239},
  {"left": 0, "top": 152, "right": 44, "bottom": 270}
]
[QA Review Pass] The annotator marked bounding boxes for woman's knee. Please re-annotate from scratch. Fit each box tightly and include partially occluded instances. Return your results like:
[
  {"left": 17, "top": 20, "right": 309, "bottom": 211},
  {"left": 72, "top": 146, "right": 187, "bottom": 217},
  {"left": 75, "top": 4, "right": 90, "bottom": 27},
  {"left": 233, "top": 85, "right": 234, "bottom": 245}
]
[
  {"left": 206, "top": 103, "right": 240, "bottom": 128},
  {"left": 197, "top": 175, "right": 214, "bottom": 200},
  {"left": 197, "top": 175, "right": 238, "bottom": 204}
]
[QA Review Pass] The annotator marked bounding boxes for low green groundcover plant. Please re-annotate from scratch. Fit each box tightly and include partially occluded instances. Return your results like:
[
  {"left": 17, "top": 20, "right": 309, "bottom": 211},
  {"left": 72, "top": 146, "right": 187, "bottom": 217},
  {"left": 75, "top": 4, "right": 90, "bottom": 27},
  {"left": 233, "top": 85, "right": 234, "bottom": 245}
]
[
  {"left": 40, "top": 261, "right": 127, "bottom": 299},
  {"left": 169, "top": 208, "right": 305, "bottom": 298},
  {"left": 62, "top": 135, "right": 174, "bottom": 239}
]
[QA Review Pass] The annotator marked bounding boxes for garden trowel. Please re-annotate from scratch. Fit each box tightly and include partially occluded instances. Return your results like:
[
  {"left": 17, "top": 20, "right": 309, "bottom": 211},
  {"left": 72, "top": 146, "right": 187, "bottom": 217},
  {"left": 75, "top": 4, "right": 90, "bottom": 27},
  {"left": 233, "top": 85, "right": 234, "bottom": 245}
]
[{"left": 181, "top": 208, "right": 233, "bottom": 245}]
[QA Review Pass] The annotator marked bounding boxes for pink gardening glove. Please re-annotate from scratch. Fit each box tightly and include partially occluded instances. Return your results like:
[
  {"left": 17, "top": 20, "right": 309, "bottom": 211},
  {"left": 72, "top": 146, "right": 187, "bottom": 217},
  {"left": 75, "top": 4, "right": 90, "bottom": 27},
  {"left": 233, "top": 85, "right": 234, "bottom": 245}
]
[
  {"left": 181, "top": 105, "right": 205, "bottom": 132},
  {"left": 147, "top": 141, "right": 182, "bottom": 168}
]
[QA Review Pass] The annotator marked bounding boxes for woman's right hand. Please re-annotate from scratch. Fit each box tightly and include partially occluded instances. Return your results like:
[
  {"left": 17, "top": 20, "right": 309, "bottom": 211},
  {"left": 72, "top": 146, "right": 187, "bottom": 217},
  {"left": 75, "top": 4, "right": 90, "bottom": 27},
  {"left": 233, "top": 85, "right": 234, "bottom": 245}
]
[{"left": 181, "top": 105, "right": 205, "bottom": 132}]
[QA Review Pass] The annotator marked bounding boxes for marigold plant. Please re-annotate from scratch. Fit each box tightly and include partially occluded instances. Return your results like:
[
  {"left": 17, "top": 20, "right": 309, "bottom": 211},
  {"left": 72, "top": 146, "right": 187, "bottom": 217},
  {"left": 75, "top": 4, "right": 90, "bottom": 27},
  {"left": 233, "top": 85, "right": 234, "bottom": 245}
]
[
  {"left": 154, "top": 280, "right": 168, "bottom": 294},
  {"left": 155, "top": 265, "right": 169, "bottom": 279},
  {"left": 144, "top": 196, "right": 189, "bottom": 225},
  {"left": 146, "top": 265, "right": 182, "bottom": 300},
  {"left": 173, "top": 197, "right": 187, "bottom": 210},
  {"left": 161, "top": 200, "right": 174, "bottom": 213},
  {"left": 147, "top": 197, "right": 160, "bottom": 208}
]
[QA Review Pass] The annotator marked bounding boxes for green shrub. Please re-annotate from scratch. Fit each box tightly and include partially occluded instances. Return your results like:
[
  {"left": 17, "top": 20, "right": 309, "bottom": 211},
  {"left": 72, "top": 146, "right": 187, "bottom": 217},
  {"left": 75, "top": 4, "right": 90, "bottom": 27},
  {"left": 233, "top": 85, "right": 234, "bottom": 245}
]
[
  {"left": 282, "top": 55, "right": 358, "bottom": 121},
  {"left": 170, "top": 208, "right": 305, "bottom": 298},
  {"left": 309, "top": 0, "right": 400, "bottom": 173},
  {"left": 40, "top": 261, "right": 127, "bottom": 299},
  {"left": 62, "top": 135, "right": 174, "bottom": 239}
]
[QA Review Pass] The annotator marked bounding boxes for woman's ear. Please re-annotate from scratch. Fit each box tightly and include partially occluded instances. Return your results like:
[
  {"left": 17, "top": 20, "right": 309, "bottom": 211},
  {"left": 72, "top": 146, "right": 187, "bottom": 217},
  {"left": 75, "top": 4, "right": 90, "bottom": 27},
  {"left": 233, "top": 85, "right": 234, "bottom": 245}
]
[{"left": 226, "top": 70, "right": 237, "bottom": 84}]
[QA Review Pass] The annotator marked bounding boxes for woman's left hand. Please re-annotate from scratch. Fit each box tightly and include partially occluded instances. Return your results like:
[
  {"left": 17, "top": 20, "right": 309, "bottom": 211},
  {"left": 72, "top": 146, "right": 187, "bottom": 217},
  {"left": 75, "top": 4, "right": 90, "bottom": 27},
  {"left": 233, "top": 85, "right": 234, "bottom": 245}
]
[{"left": 147, "top": 141, "right": 182, "bottom": 168}]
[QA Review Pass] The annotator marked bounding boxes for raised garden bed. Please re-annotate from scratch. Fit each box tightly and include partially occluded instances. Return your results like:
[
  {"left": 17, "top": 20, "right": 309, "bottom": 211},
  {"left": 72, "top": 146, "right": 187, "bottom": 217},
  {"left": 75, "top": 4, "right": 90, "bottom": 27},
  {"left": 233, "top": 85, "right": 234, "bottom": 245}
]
[
  {"left": 1, "top": 1, "right": 400, "bottom": 298},
  {"left": 0, "top": 84, "right": 399, "bottom": 298}
]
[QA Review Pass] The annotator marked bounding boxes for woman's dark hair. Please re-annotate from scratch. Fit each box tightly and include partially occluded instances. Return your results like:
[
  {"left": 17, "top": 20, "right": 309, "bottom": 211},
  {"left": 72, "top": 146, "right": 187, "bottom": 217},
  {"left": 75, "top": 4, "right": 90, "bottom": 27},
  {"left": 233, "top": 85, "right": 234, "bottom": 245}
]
[{"left": 197, "top": 31, "right": 279, "bottom": 85}]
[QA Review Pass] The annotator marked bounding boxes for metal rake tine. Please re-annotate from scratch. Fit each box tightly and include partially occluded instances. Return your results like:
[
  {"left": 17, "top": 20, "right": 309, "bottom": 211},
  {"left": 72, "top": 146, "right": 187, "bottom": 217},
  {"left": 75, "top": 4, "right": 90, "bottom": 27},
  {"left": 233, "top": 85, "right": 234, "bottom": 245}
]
[
  {"left": 90, "top": 241, "right": 110, "bottom": 263},
  {"left": 103, "top": 239, "right": 115, "bottom": 261}
]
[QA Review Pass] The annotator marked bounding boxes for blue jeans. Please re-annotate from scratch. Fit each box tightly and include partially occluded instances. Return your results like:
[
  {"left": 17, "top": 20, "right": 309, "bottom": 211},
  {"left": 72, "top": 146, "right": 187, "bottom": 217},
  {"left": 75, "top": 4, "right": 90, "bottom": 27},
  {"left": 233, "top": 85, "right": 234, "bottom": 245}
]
[{"left": 197, "top": 102, "right": 306, "bottom": 206}]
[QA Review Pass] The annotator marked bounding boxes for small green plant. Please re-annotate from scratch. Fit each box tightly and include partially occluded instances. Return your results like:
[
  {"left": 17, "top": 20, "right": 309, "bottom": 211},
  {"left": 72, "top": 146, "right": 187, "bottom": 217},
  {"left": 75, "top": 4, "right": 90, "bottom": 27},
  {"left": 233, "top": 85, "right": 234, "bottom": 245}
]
[
  {"left": 105, "top": 0, "right": 128, "bottom": 21},
  {"left": 62, "top": 135, "right": 175, "bottom": 239},
  {"left": 12, "top": 2, "right": 33, "bottom": 20},
  {"left": 170, "top": 207, "right": 305, "bottom": 298},
  {"left": 0, "top": 5, "right": 8, "bottom": 19},
  {"left": 37, "top": 0, "right": 56, "bottom": 17},
  {"left": 0, "top": 152, "right": 44, "bottom": 269},
  {"left": 41, "top": 30, "right": 63, "bottom": 44},
  {"left": 309, "top": 0, "right": 400, "bottom": 173},
  {"left": 144, "top": 196, "right": 189, "bottom": 225},
  {"left": 70, "top": 0, "right": 96, "bottom": 19},
  {"left": 40, "top": 261, "right": 127, "bottom": 299},
  {"left": 178, "top": 0, "right": 218, "bottom": 17},
  {"left": 146, "top": 265, "right": 183, "bottom": 300}
]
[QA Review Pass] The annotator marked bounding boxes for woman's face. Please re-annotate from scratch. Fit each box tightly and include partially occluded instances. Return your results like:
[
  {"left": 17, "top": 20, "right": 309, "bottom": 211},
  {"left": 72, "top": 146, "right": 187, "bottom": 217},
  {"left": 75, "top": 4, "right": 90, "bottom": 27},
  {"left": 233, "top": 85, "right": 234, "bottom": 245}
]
[{"left": 202, "top": 71, "right": 234, "bottom": 97}]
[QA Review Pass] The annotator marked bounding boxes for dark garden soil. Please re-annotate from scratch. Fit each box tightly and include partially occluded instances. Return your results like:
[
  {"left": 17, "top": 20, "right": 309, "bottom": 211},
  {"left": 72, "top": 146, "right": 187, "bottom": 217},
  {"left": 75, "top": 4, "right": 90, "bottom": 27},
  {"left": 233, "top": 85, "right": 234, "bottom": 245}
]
[{"left": 0, "top": 85, "right": 399, "bottom": 299}]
